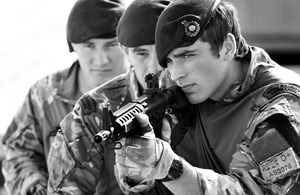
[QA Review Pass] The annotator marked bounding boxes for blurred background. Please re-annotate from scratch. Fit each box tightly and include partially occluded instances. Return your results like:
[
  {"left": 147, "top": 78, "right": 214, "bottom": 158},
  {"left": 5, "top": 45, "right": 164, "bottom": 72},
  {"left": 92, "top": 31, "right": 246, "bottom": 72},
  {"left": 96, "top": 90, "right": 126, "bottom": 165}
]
[
  {"left": 231, "top": 0, "right": 300, "bottom": 66},
  {"left": 0, "top": 0, "right": 299, "bottom": 194}
]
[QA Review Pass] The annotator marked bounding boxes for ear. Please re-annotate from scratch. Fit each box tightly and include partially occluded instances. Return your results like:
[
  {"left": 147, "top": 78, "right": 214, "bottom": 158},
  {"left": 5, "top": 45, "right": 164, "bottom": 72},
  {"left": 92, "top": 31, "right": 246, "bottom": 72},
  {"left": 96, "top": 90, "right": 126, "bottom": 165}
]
[{"left": 222, "top": 33, "right": 236, "bottom": 61}]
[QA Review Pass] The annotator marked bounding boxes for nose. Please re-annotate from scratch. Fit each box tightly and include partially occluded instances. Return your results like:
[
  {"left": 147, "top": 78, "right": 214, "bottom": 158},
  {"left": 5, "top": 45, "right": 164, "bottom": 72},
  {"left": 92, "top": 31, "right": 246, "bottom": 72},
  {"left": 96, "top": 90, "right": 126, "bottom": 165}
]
[
  {"left": 148, "top": 52, "right": 162, "bottom": 73},
  {"left": 94, "top": 49, "right": 109, "bottom": 66},
  {"left": 168, "top": 62, "right": 185, "bottom": 82}
]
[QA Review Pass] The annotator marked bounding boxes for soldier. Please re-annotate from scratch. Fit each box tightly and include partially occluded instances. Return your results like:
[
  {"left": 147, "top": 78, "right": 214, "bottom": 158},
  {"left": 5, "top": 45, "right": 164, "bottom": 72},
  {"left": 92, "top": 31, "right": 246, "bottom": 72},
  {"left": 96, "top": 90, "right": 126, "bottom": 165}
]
[
  {"left": 1, "top": 0, "right": 128, "bottom": 194},
  {"left": 114, "top": 0, "right": 300, "bottom": 194},
  {"left": 47, "top": 0, "right": 181, "bottom": 194}
]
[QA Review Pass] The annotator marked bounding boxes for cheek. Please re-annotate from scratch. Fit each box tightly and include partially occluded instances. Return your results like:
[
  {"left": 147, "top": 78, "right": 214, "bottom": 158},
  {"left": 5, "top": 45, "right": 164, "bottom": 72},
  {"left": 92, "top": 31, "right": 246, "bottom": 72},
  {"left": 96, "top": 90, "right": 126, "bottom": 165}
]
[
  {"left": 78, "top": 58, "right": 91, "bottom": 71},
  {"left": 110, "top": 51, "right": 125, "bottom": 62},
  {"left": 77, "top": 52, "right": 93, "bottom": 67},
  {"left": 134, "top": 67, "right": 148, "bottom": 88},
  {"left": 194, "top": 62, "right": 218, "bottom": 82},
  {"left": 114, "top": 50, "right": 125, "bottom": 58},
  {"left": 131, "top": 59, "right": 148, "bottom": 76}
]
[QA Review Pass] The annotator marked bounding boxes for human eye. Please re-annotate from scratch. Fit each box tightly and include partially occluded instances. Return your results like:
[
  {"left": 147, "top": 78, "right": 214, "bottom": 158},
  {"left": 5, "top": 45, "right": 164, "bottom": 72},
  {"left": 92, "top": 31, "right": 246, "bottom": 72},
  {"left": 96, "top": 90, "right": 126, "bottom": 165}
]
[
  {"left": 166, "top": 57, "right": 172, "bottom": 66},
  {"left": 136, "top": 51, "right": 149, "bottom": 57},
  {"left": 83, "top": 42, "right": 95, "bottom": 49},
  {"left": 133, "top": 48, "right": 149, "bottom": 58},
  {"left": 106, "top": 41, "right": 119, "bottom": 49},
  {"left": 181, "top": 53, "right": 194, "bottom": 60}
]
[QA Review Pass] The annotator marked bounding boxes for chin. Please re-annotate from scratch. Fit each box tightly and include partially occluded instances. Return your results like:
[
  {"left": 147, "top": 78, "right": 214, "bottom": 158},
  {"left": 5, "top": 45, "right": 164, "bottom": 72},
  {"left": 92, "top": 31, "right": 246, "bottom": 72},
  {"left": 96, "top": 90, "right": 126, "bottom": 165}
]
[
  {"left": 92, "top": 79, "right": 106, "bottom": 87},
  {"left": 187, "top": 94, "right": 206, "bottom": 104}
]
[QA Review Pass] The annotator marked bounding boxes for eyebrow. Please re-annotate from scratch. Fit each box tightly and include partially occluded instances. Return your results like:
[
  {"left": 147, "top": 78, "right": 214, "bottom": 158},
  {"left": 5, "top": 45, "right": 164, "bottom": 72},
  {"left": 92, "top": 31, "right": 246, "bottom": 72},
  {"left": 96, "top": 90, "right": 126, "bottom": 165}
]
[
  {"left": 132, "top": 47, "right": 149, "bottom": 52},
  {"left": 106, "top": 39, "right": 118, "bottom": 44},
  {"left": 172, "top": 49, "right": 197, "bottom": 58},
  {"left": 80, "top": 40, "right": 93, "bottom": 44},
  {"left": 80, "top": 39, "right": 118, "bottom": 45}
]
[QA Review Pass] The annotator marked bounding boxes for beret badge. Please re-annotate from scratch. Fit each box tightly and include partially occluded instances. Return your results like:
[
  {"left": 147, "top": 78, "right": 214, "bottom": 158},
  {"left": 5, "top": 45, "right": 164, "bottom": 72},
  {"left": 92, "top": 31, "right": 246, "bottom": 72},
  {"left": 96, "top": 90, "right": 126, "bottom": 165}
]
[{"left": 181, "top": 20, "right": 200, "bottom": 37}]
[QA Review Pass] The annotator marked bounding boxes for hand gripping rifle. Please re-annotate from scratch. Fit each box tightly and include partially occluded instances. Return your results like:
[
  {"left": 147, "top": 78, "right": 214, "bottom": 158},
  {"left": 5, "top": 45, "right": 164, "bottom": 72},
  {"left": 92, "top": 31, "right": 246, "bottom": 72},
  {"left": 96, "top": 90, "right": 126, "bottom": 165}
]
[{"left": 93, "top": 73, "right": 188, "bottom": 146}]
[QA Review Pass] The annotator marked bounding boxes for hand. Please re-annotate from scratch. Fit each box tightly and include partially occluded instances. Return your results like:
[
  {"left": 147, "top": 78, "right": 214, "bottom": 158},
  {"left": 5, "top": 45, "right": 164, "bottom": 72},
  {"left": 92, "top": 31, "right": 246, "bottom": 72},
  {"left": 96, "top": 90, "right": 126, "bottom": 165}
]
[
  {"left": 115, "top": 114, "right": 164, "bottom": 182},
  {"left": 115, "top": 113, "right": 175, "bottom": 192}
]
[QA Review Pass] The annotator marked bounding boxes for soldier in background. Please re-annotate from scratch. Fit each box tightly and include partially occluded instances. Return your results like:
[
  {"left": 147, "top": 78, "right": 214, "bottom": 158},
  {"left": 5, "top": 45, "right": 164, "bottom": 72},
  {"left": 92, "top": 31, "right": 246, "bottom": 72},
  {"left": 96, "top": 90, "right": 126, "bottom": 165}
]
[{"left": 1, "top": 0, "right": 128, "bottom": 194}]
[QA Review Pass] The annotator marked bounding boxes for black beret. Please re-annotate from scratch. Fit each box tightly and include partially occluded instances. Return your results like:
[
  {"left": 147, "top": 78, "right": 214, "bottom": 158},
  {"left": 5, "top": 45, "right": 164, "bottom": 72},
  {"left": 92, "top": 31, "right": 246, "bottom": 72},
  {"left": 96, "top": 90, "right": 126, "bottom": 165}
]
[
  {"left": 156, "top": 0, "right": 220, "bottom": 67},
  {"left": 67, "top": 0, "right": 126, "bottom": 52},
  {"left": 117, "top": 0, "right": 171, "bottom": 47}
]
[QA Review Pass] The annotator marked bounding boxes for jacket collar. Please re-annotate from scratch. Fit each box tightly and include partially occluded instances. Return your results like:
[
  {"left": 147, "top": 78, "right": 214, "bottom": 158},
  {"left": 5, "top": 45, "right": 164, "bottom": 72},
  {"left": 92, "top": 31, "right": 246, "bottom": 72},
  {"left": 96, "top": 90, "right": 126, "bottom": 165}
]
[
  {"left": 54, "top": 61, "right": 82, "bottom": 105},
  {"left": 219, "top": 46, "right": 272, "bottom": 104}
]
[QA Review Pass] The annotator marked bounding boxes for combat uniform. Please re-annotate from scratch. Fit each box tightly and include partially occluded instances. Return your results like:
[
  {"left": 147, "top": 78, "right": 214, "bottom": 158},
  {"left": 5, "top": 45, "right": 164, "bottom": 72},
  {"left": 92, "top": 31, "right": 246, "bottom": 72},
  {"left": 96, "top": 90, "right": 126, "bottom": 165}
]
[
  {"left": 171, "top": 46, "right": 300, "bottom": 194},
  {"left": 47, "top": 67, "right": 181, "bottom": 195},
  {"left": 47, "top": 68, "right": 135, "bottom": 195},
  {"left": 1, "top": 62, "right": 82, "bottom": 195}
]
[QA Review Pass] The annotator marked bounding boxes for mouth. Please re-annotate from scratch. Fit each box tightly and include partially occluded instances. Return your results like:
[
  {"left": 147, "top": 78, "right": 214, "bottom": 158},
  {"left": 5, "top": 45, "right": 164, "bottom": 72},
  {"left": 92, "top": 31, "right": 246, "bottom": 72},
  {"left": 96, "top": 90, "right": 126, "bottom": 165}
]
[
  {"left": 179, "top": 83, "right": 194, "bottom": 93},
  {"left": 92, "top": 69, "right": 112, "bottom": 73}
]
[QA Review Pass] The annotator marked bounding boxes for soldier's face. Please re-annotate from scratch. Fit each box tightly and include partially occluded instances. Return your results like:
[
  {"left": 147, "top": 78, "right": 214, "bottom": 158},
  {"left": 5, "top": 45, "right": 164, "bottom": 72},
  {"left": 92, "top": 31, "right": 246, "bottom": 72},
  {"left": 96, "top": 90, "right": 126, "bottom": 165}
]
[
  {"left": 72, "top": 38, "right": 129, "bottom": 93},
  {"left": 123, "top": 44, "right": 162, "bottom": 90},
  {"left": 166, "top": 39, "right": 231, "bottom": 104}
]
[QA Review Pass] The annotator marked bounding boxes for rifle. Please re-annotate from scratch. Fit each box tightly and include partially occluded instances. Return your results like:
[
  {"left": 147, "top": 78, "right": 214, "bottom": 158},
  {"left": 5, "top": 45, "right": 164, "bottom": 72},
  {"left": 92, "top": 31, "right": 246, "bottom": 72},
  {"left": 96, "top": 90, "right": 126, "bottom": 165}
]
[{"left": 93, "top": 73, "right": 188, "bottom": 146}]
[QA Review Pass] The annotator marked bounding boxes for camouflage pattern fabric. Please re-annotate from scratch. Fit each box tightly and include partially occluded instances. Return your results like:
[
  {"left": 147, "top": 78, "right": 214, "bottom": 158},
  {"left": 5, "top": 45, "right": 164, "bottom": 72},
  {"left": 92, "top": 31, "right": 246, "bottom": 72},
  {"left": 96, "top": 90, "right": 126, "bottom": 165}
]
[
  {"left": 1, "top": 62, "right": 81, "bottom": 195},
  {"left": 47, "top": 68, "right": 178, "bottom": 195},
  {"left": 47, "top": 69, "right": 139, "bottom": 194}
]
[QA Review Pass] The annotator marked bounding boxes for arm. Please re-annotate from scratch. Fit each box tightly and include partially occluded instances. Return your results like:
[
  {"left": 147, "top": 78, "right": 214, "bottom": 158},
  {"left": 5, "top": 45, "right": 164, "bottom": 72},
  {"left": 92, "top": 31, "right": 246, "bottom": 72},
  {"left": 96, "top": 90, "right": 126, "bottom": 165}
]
[
  {"left": 1, "top": 89, "right": 48, "bottom": 195},
  {"left": 116, "top": 111, "right": 300, "bottom": 195},
  {"left": 47, "top": 104, "right": 105, "bottom": 195},
  {"left": 116, "top": 132, "right": 245, "bottom": 195}
]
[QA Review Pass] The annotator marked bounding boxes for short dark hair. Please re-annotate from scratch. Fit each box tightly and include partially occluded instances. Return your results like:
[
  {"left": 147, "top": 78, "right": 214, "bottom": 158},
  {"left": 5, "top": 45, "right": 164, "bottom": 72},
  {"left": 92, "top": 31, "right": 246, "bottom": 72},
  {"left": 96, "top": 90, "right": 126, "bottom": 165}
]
[{"left": 200, "top": 1, "right": 248, "bottom": 58}]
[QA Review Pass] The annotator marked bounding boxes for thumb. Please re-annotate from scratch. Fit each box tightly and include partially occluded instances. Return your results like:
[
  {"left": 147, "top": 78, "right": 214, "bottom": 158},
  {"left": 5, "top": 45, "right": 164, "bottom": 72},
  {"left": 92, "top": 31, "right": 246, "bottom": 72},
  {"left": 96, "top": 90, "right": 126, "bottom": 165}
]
[
  {"left": 161, "top": 118, "right": 171, "bottom": 144},
  {"left": 134, "top": 113, "right": 150, "bottom": 127},
  {"left": 134, "top": 113, "right": 155, "bottom": 139}
]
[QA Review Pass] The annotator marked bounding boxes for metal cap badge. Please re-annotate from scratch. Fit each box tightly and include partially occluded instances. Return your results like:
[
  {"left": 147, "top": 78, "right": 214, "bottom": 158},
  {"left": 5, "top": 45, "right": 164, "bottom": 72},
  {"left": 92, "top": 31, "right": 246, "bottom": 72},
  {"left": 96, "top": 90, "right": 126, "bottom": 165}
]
[
  {"left": 181, "top": 20, "right": 200, "bottom": 37},
  {"left": 155, "top": 0, "right": 220, "bottom": 68}
]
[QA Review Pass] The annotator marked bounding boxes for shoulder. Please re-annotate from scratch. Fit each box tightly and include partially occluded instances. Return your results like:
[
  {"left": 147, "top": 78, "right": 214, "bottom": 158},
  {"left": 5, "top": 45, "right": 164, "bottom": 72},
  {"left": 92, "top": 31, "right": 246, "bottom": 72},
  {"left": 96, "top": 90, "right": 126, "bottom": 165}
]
[
  {"left": 83, "top": 68, "right": 137, "bottom": 110},
  {"left": 246, "top": 83, "right": 300, "bottom": 139},
  {"left": 29, "top": 66, "right": 72, "bottom": 100}
]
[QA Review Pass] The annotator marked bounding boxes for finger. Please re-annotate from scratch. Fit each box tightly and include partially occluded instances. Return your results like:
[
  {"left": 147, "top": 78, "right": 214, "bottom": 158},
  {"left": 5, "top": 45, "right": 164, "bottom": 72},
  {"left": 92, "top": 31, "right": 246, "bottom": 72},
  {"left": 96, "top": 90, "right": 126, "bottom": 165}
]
[
  {"left": 161, "top": 118, "right": 171, "bottom": 143},
  {"left": 134, "top": 113, "right": 149, "bottom": 127},
  {"left": 115, "top": 162, "right": 128, "bottom": 176},
  {"left": 125, "top": 136, "right": 156, "bottom": 149},
  {"left": 127, "top": 167, "right": 142, "bottom": 178},
  {"left": 133, "top": 113, "right": 154, "bottom": 136},
  {"left": 140, "top": 124, "right": 155, "bottom": 139},
  {"left": 115, "top": 137, "right": 126, "bottom": 155}
]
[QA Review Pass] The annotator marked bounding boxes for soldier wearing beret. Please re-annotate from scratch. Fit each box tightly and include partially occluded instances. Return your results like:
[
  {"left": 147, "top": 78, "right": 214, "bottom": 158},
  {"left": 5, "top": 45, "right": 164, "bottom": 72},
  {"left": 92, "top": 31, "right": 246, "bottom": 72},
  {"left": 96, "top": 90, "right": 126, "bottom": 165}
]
[
  {"left": 1, "top": 0, "right": 129, "bottom": 195},
  {"left": 47, "top": 0, "right": 186, "bottom": 194},
  {"left": 114, "top": 0, "right": 300, "bottom": 194}
]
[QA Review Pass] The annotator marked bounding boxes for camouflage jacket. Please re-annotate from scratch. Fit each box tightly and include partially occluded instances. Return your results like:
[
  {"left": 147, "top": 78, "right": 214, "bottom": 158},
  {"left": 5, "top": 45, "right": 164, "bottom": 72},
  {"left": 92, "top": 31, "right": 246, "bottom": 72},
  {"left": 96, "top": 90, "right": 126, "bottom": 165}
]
[
  {"left": 1, "top": 61, "right": 82, "bottom": 195},
  {"left": 47, "top": 68, "right": 139, "bottom": 195},
  {"left": 172, "top": 47, "right": 300, "bottom": 194},
  {"left": 47, "top": 68, "right": 185, "bottom": 195}
]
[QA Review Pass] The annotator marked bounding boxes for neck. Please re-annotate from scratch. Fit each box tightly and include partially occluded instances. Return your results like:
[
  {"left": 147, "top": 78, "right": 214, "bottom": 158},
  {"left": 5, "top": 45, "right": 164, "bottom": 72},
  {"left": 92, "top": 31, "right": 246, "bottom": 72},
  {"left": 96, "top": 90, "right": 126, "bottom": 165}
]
[
  {"left": 78, "top": 69, "right": 95, "bottom": 94},
  {"left": 213, "top": 59, "right": 247, "bottom": 101}
]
